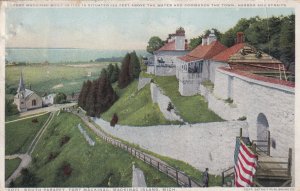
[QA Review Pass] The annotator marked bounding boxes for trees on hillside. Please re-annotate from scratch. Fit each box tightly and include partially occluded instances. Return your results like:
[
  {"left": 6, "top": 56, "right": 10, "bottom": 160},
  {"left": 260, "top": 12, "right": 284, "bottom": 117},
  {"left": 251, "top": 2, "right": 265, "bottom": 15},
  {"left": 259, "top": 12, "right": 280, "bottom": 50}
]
[
  {"left": 118, "top": 51, "right": 141, "bottom": 88},
  {"left": 146, "top": 36, "right": 164, "bottom": 54},
  {"left": 78, "top": 69, "right": 118, "bottom": 117}
]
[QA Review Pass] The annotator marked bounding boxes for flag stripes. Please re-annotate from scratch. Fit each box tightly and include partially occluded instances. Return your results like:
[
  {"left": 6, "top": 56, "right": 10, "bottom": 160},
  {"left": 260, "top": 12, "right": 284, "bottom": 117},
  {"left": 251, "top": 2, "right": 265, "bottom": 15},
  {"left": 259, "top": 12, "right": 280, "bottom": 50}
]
[{"left": 234, "top": 139, "right": 257, "bottom": 187}]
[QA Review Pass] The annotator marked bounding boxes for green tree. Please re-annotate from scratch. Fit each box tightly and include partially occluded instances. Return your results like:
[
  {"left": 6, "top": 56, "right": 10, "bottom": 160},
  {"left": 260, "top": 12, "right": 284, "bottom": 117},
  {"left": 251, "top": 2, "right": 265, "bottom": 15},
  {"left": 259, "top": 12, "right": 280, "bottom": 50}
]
[
  {"left": 54, "top": 93, "right": 67, "bottom": 104},
  {"left": 110, "top": 63, "right": 120, "bottom": 83},
  {"left": 5, "top": 99, "right": 19, "bottom": 117},
  {"left": 118, "top": 53, "right": 131, "bottom": 88},
  {"left": 146, "top": 36, "right": 164, "bottom": 54},
  {"left": 129, "top": 51, "right": 141, "bottom": 79}
]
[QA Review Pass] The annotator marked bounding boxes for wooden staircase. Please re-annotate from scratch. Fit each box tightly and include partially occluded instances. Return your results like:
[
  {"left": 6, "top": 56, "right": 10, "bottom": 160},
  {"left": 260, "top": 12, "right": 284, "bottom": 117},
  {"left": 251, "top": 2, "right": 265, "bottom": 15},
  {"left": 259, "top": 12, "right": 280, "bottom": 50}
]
[{"left": 222, "top": 129, "right": 292, "bottom": 187}]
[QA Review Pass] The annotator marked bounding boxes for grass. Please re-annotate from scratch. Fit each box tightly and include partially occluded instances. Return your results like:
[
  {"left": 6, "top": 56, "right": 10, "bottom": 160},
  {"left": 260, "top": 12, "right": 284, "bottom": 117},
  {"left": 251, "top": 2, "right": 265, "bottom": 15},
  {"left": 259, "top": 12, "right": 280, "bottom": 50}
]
[
  {"left": 91, "top": 120, "right": 223, "bottom": 187},
  {"left": 102, "top": 80, "right": 179, "bottom": 126},
  {"left": 5, "top": 158, "right": 21, "bottom": 179},
  {"left": 5, "top": 113, "right": 50, "bottom": 155},
  {"left": 13, "top": 112, "right": 177, "bottom": 187},
  {"left": 5, "top": 111, "right": 49, "bottom": 122},
  {"left": 151, "top": 75, "right": 224, "bottom": 123},
  {"left": 5, "top": 62, "right": 116, "bottom": 96}
]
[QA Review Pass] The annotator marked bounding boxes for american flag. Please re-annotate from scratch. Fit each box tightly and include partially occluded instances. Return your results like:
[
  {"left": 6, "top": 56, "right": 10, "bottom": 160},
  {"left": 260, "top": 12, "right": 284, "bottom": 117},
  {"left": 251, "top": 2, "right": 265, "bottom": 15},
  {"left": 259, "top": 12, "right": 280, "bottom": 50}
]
[{"left": 234, "top": 138, "right": 257, "bottom": 187}]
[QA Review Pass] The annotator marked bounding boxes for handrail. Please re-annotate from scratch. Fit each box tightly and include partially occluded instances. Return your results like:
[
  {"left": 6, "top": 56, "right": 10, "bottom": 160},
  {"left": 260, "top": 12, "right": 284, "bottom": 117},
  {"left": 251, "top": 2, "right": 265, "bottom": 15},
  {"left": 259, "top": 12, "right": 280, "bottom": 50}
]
[{"left": 68, "top": 108, "right": 203, "bottom": 187}]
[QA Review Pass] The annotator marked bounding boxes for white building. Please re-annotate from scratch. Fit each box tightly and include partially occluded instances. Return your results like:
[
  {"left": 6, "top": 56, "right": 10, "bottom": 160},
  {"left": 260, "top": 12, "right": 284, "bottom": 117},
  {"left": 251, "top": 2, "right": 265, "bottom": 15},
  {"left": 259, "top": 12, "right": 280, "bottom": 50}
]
[
  {"left": 147, "top": 27, "right": 190, "bottom": 76},
  {"left": 42, "top": 93, "right": 56, "bottom": 106},
  {"left": 177, "top": 31, "right": 227, "bottom": 96},
  {"left": 14, "top": 72, "right": 43, "bottom": 112}
]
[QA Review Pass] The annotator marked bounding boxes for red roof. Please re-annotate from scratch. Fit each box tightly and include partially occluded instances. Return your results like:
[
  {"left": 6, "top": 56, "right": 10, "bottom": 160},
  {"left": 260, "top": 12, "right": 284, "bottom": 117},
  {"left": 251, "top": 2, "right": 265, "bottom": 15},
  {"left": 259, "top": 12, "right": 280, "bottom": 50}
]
[
  {"left": 179, "top": 41, "right": 227, "bottom": 62},
  {"left": 212, "top": 43, "right": 245, "bottom": 62},
  {"left": 219, "top": 67, "right": 295, "bottom": 88},
  {"left": 158, "top": 40, "right": 189, "bottom": 51}
]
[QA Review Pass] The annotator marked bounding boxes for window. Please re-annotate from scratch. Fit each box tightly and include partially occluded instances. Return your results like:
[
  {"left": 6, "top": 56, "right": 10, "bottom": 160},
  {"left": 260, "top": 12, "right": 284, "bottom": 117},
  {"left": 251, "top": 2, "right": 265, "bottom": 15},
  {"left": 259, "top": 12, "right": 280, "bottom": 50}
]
[{"left": 32, "top": 99, "right": 37, "bottom": 106}]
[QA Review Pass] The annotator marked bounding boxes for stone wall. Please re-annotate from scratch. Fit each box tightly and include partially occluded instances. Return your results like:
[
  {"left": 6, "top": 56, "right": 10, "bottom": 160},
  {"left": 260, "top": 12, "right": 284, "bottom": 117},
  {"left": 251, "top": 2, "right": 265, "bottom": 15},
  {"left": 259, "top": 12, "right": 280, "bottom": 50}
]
[
  {"left": 150, "top": 83, "right": 183, "bottom": 122},
  {"left": 213, "top": 68, "right": 295, "bottom": 170},
  {"left": 154, "top": 66, "right": 177, "bottom": 76},
  {"left": 146, "top": 66, "right": 155, "bottom": 75},
  {"left": 94, "top": 117, "right": 248, "bottom": 175},
  {"left": 138, "top": 78, "right": 152, "bottom": 91},
  {"left": 209, "top": 61, "right": 228, "bottom": 83}
]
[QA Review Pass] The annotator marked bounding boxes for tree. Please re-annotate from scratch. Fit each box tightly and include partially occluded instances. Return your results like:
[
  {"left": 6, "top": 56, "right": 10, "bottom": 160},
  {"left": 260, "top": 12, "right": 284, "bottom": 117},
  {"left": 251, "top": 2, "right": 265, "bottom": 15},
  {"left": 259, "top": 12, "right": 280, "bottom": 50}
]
[
  {"left": 118, "top": 53, "right": 131, "bottom": 88},
  {"left": 129, "top": 51, "right": 141, "bottom": 79},
  {"left": 189, "top": 36, "right": 202, "bottom": 50},
  {"left": 54, "top": 93, "right": 67, "bottom": 104},
  {"left": 110, "top": 63, "right": 120, "bottom": 83},
  {"left": 78, "top": 80, "right": 92, "bottom": 109},
  {"left": 146, "top": 36, "right": 164, "bottom": 54},
  {"left": 5, "top": 99, "right": 19, "bottom": 117},
  {"left": 107, "top": 63, "right": 115, "bottom": 81},
  {"left": 85, "top": 79, "right": 99, "bottom": 117}
]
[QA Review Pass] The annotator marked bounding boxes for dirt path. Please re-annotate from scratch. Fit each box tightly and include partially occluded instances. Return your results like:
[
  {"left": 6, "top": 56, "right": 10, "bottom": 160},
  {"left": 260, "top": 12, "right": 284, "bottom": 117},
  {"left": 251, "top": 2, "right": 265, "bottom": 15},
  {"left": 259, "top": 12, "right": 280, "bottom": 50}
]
[
  {"left": 5, "top": 112, "right": 55, "bottom": 186},
  {"left": 5, "top": 154, "right": 32, "bottom": 187}
]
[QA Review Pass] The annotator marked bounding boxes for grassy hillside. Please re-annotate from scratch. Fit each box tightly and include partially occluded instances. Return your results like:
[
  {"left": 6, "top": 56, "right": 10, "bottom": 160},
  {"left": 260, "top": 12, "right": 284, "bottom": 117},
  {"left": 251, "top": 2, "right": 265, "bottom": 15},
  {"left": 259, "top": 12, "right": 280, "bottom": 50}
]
[
  {"left": 5, "top": 62, "right": 116, "bottom": 96},
  {"left": 140, "top": 72, "right": 223, "bottom": 123},
  {"left": 5, "top": 158, "right": 21, "bottom": 179},
  {"left": 102, "top": 80, "right": 178, "bottom": 126},
  {"left": 13, "top": 112, "right": 177, "bottom": 187},
  {"left": 5, "top": 113, "right": 50, "bottom": 155}
]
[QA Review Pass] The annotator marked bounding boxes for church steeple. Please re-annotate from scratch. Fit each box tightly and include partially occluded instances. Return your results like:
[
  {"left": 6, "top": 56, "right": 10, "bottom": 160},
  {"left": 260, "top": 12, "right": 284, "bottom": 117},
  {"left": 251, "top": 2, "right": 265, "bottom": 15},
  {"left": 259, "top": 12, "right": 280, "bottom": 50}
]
[{"left": 17, "top": 71, "right": 25, "bottom": 93}]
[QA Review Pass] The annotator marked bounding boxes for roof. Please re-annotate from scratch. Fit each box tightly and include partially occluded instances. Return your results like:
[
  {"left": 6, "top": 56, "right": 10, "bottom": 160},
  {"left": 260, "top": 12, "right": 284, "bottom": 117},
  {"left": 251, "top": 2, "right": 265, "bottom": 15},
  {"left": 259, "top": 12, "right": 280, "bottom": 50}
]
[
  {"left": 157, "top": 40, "right": 189, "bottom": 51},
  {"left": 179, "top": 41, "right": 227, "bottom": 62},
  {"left": 212, "top": 43, "right": 245, "bottom": 62},
  {"left": 17, "top": 72, "right": 25, "bottom": 93},
  {"left": 219, "top": 67, "right": 294, "bottom": 88},
  {"left": 24, "top": 89, "right": 34, "bottom": 98},
  {"left": 228, "top": 44, "right": 282, "bottom": 64}
]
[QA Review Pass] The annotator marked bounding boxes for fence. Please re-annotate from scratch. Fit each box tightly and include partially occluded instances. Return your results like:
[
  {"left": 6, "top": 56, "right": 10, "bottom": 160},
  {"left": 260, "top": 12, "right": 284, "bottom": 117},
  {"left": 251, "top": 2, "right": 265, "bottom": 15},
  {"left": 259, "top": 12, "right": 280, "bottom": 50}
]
[{"left": 69, "top": 108, "right": 202, "bottom": 187}]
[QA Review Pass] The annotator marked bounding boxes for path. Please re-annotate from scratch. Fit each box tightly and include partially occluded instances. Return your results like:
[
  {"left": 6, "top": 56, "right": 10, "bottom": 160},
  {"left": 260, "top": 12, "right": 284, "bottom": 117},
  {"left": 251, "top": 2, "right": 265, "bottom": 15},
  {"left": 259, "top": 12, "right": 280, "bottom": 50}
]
[
  {"left": 132, "top": 164, "right": 147, "bottom": 187},
  {"left": 5, "top": 112, "right": 55, "bottom": 186},
  {"left": 5, "top": 154, "right": 31, "bottom": 187},
  {"left": 19, "top": 103, "right": 76, "bottom": 117},
  {"left": 70, "top": 108, "right": 202, "bottom": 187},
  {"left": 5, "top": 112, "right": 49, "bottom": 124}
]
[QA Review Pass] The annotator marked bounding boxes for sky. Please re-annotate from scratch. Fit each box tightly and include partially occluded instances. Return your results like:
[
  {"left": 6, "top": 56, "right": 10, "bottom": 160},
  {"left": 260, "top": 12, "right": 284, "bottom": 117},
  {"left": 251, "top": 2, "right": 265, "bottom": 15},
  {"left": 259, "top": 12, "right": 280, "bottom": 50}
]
[{"left": 5, "top": 8, "right": 294, "bottom": 50}]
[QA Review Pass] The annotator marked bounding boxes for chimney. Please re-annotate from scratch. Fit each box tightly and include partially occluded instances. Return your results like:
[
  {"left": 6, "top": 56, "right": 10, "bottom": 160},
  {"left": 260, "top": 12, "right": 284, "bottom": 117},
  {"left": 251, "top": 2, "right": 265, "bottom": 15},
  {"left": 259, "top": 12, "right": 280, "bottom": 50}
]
[
  {"left": 202, "top": 37, "right": 207, "bottom": 46},
  {"left": 175, "top": 27, "right": 185, "bottom": 50},
  {"left": 207, "top": 30, "right": 217, "bottom": 45},
  {"left": 236, "top": 32, "right": 245, "bottom": 44}
]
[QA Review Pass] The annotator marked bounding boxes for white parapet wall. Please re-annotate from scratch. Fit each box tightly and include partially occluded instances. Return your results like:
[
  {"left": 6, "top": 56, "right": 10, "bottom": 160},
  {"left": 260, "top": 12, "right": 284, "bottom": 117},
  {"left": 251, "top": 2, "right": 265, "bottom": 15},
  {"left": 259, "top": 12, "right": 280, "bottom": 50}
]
[
  {"left": 94, "top": 117, "right": 248, "bottom": 175},
  {"left": 212, "top": 68, "right": 295, "bottom": 183},
  {"left": 150, "top": 83, "right": 183, "bottom": 122}
]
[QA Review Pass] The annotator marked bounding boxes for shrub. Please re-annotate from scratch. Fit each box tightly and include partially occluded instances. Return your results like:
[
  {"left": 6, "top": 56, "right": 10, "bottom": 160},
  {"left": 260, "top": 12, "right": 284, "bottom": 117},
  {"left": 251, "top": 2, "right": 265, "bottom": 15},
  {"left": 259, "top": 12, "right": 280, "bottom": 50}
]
[
  {"left": 224, "top": 98, "right": 233, "bottom": 104},
  {"left": 110, "top": 113, "right": 119, "bottom": 127},
  {"left": 238, "top": 116, "right": 247, "bottom": 121},
  {"left": 20, "top": 168, "right": 42, "bottom": 187},
  {"left": 167, "top": 102, "right": 174, "bottom": 112},
  {"left": 60, "top": 135, "right": 70, "bottom": 147},
  {"left": 55, "top": 161, "right": 73, "bottom": 183},
  {"left": 54, "top": 92, "right": 67, "bottom": 104},
  {"left": 47, "top": 151, "right": 60, "bottom": 163},
  {"left": 32, "top": 118, "right": 38, "bottom": 123}
]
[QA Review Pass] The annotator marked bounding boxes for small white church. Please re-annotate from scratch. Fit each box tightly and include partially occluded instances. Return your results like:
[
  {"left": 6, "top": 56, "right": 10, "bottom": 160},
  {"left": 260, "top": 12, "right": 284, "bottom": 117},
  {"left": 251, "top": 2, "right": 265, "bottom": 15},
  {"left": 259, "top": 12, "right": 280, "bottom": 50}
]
[{"left": 14, "top": 72, "right": 43, "bottom": 112}]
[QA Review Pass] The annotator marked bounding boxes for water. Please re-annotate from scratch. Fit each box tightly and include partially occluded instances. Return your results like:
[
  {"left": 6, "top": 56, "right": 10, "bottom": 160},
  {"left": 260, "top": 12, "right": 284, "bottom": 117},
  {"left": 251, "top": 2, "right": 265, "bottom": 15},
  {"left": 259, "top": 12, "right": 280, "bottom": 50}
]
[{"left": 5, "top": 48, "right": 148, "bottom": 63}]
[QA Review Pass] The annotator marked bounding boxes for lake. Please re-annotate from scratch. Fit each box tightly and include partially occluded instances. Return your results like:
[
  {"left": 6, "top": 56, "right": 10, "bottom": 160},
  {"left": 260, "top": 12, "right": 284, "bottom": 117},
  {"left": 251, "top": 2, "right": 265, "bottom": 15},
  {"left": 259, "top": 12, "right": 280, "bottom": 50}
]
[{"left": 5, "top": 48, "right": 148, "bottom": 63}]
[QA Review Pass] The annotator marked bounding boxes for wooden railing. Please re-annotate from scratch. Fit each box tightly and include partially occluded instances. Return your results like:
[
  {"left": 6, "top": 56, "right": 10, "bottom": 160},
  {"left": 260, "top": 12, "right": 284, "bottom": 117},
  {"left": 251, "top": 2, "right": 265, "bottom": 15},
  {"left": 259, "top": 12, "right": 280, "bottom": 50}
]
[
  {"left": 221, "top": 166, "right": 234, "bottom": 186},
  {"left": 252, "top": 131, "right": 271, "bottom": 156},
  {"left": 66, "top": 107, "right": 203, "bottom": 187}
]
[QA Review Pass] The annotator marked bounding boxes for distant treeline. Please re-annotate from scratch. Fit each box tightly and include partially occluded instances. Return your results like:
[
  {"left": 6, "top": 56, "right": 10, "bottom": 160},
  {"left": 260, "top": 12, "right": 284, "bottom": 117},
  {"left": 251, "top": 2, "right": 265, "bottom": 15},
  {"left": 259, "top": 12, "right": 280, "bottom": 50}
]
[
  {"left": 189, "top": 14, "right": 295, "bottom": 73},
  {"left": 94, "top": 57, "right": 123, "bottom": 62}
]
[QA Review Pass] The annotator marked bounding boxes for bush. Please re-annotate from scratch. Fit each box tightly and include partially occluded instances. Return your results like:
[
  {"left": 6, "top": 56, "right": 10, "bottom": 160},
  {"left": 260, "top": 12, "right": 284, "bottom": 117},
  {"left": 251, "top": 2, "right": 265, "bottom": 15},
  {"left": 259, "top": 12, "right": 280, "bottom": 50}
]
[
  {"left": 55, "top": 161, "right": 73, "bottom": 183},
  {"left": 5, "top": 99, "right": 19, "bottom": 117},
  {"left": 60, "top": 135, "right": 70, "bottom": 147},
  {"left": 224, "top": 98, "right": 233, "bottom": 104},
  {"left": 167, "top": 102, "right": 174, "bottom": 112},
  {"left": 238, "top": 116, "right": 247, "bottom": 121},
  {"left": 47, "top": 151, "right": 60, "bottom": 163},
  {"left": 110, "top": 113, "right": 119, "bottom": 127},
  {"left": 54, "top": 92, "right": 67, "bottom": 104},
  {"left": 20, "top": 168, "right": 42, "bottom": 187},
  {"left": 32, "top": 118, "right": 38, "bottom": 123}
]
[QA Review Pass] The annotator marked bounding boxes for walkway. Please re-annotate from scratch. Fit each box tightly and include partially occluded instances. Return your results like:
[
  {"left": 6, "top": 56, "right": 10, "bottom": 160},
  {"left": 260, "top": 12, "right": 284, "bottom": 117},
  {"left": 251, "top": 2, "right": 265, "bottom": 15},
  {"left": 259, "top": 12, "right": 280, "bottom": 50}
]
[
  {"left": 5, "top": 112, "right": 55, "bottom": 186},
  {"left": 70, "top": 108, "right": 203, "bottom": 187}
]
